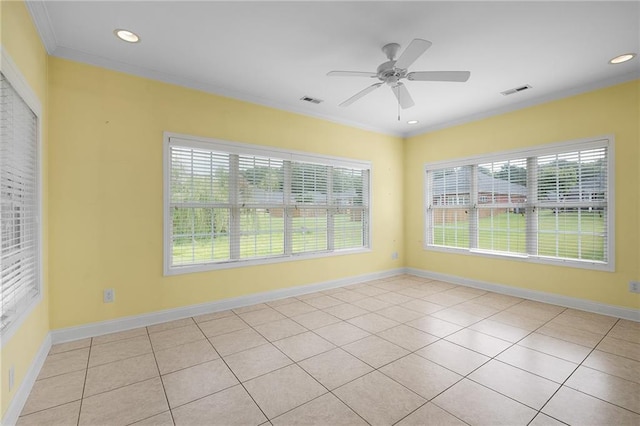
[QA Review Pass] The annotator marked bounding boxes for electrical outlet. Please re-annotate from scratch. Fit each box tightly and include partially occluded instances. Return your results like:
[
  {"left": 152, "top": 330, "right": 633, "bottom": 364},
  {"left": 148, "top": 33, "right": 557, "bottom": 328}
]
[
  {"left": 9, "top": 365, "right": 14, "bottom": 392},
  {"left": 629, "top": 281, "right": 640, "bottom": 294},
  {"left": 391, "top": 251, "right": 398, "bottom": 260},
  {"left": 103, "top": 288, "right": 115, "bottom": 303}
]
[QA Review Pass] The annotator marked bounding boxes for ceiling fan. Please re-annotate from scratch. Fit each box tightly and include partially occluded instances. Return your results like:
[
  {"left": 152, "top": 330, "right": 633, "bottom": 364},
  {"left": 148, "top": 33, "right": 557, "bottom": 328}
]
[{"left": 328, "top": 39, "right": 470, "bottom": 109}]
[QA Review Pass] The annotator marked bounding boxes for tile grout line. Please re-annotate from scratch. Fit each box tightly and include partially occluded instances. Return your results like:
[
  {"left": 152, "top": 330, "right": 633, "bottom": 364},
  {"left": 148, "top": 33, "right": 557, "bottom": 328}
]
[
  {"left": 76, "top": 337, "right": 93, "bottom": 426},
  {"left": 146, "top": 325, "right": 177, "bottom": 426}
]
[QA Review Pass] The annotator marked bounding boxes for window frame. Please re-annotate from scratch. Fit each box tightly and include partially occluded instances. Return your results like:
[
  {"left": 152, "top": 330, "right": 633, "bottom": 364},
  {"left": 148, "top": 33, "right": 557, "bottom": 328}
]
[
  {"left": 163, "top": 132, "right": 372, "bottom": 276},
  {"left": 0, "top": 48, "right": 44, "bottom": 343},
  {"left": 423, "top": 136, "right": 615, "bottom": 272}
]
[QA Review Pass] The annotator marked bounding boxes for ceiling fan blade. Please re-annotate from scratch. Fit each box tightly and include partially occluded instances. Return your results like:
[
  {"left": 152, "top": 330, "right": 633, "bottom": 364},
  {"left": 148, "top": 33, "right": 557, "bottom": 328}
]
[
  {"left": 394, "top": 38, "right": 432, "bottom": 70},
  {"left": 327, "top": 71, "right": 377, "bottom": 78},
  {"left": 339, "top": 83, "right": 383, "bottom": 107},
  {"left": 391, "top": 83, "right": 415, "bottom": 109},
  {"left": 407, "top": 71, "right": 471, "bottom": 82}
]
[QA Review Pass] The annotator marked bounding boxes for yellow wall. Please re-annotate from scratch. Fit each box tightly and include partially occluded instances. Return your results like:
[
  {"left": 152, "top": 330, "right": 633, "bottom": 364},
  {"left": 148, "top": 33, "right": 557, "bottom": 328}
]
[
  {"left": 404, "top": 80, "right": 640, "bottom": 309},
  {"left": 48, "top": 57, "right": 404, "bottom": 329},
  {"left": 0, "top": 0, "right": 49, "bottom": 418}
]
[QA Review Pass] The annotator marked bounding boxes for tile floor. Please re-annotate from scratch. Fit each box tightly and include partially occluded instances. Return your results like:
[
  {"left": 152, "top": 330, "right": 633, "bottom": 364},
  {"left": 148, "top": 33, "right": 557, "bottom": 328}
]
[{"left": 17, "top": 274, "right": 640, "bottom": 425}]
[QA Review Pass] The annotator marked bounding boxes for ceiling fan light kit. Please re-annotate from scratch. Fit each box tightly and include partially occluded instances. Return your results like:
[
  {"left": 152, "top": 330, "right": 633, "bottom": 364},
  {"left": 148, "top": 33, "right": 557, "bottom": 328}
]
[{"left": 328, "top": 38, "right": 471, "bottom": 113}]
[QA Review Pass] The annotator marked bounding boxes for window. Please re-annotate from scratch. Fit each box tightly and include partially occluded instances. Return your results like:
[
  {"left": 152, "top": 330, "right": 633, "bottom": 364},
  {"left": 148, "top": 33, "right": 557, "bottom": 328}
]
[
  {"left": 164, "top": 134, "right": 370, "bottom": 275},
  {"left": 425, "top": 137, "right": 612, "bottom": 270},
  {"left": 1, "top": 70, "right": 41, "bottom": 335}
]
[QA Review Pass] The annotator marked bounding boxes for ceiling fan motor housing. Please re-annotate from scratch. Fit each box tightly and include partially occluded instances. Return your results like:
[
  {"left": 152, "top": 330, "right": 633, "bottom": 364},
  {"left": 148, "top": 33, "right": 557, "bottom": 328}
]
[{"left": 377, "top": 61, "right": 407, "bottom": 85}]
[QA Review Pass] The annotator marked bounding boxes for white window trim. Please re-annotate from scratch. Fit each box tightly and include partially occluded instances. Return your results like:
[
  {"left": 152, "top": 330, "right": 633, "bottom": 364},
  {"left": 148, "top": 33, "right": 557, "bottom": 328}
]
[
  {"left": 163, "top": 132, "right": 372, "bottom": 276},
  {"left": 423, "top": 135, "right": 615, "bottom": 272},
  {"left": 0, "top": 47, "right": 44, "bottom": 345}
]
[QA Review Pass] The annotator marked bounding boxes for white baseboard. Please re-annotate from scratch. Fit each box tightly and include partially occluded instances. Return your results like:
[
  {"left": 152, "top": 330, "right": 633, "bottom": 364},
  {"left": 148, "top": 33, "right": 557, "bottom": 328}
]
[
  {"left": 51, "top": 268, "right": 404, "bottom": 344},
  {"left": 407, "top": 267, "right": 640, "bottom": 322},
  {"left": 2, "top": 333, "right": 51, "bottom": 426}
]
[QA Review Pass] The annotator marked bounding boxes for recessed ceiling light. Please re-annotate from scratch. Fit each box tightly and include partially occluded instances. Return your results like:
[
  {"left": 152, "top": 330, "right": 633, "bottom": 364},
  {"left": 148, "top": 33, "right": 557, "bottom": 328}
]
[
  {"left": 609, "top": 53, "right": 636, "bottom": 64},
  {"left": 407, "top": 120, "right": 419, "bottom": 125},
  {"left": 114, "top": 29, "right": 140, "bottom": 43}
]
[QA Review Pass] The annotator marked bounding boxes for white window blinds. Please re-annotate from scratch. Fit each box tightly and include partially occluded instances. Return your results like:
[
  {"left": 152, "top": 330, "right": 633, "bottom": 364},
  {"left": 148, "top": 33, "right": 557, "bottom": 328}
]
[
  {"left": 165, "top": 136, "right": 371, "bottom": 274},
  {"left": 1, "top": 72, "right": 40, "bottom": 333},
  {"left": 424, "top": 138, "right": 612, "bottom": 270}
]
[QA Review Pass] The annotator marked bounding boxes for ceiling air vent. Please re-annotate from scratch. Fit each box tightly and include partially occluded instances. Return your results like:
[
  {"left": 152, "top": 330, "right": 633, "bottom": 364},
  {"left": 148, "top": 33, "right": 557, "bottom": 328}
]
[
  {"left": 501, "top": 84, "right": 532, "bottom": 96},
  {"left": 300, "top": 96, "right": 323, "bottom": 104}
]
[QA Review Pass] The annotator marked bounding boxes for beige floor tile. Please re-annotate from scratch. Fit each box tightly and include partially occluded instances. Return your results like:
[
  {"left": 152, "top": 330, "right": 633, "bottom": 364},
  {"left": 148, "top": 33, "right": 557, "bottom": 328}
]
[
  {"left": 198, "top": 315, "right": 249, "bottom": 337},
  {"left": 396, "top": 402, "right": 466, "bottom": 426},
  {"left": 331, "top": 290, "right": 369, "bottom": 303},
  {"left": 518, "top": 332, "right": 592, "bottom": 363},
  {"left": 583, "top": 350, "right": 640, "bottom": 383},
  {"left": 272, "top": 300, "right": 317, "bottom": 317},
  {"left": 273, "top": 331, "right": 335, "bottom": 361},
  {"left": 149, "top": 324, "right": 205, "bottom": 351},
  {"left": 496, "top": 345, "right": 577, "bottom": 383},
  {"left": 422, "top": 292, "right": 470, "bottom": 307},
  {"left": 609, "top": 319, "right": 640, "bottom": 344},
  {"left": 343, "top": 335, "right": 409, "bottom": 368},
  {"left": 433, "top": 379, "right": 536, "bottom": 425},
  {"left": 271, "top": 392, "right": 367, "bottom": 426},
  {"left": 380, "top": 354, "right": 461, "bottom": 400},
  {"left": 129, "top": 411, "right": 174, "bottom": 425},
  {"left": 162, "top": 359, "right": 238, "bottom": 408},
  {"left": 566, "top": 366, "right": 640, "bottom": 413},
  {"left": 406, "top": 316, "right": 463, "bottom": 337},
  {"left": 147, "top": 317, "right": 195, "bottom": 334},
  {"left": 244, "top": 364, "right": 327, "bottom": 419},
  {"left": 172, "top": 384, "right": 266, "bottom": 426},
  {"left": 192, "top": 309, "right": 235, "bottom": 323},
  {"left": 469, "top": 319, "right": 530, "bottom": 343},
  {"left": 353, "top": 285, "right": 389, "bottom": 297},
  {"left": 535, "top": 321, "right": 603, "bottom": 347},
  {"left": 38, "top": 347, "right": 89, "bottom": 379},
  {"left": 416, "top": 340, "right": 489, "bottom": 376},
  {"left": 347, "top": 312, "right": 399, "bottom": 333},
  {"left": 488, "top": 311, "right": 546, "bottom": 331},
  {"left": 445, "top": 329, "right": 512, "bottom": 357},
  {"left": 49, "top": 338, "right": 91, "bottom": 355},
  {"left": 351, "top": 297, "right": 393, "bottom": 312},
  {"left": 597, "top": 335, "right": 640, "bottom": 361},
  {"left": 376, "top": 305, "right": 423, "bottom": 323},
  {"left": 469, "top": 360, "right": 560, "bottom": 409},
  {"left": 233, "top": 303, "right": 270, "bottom": 314},
  {"left": 542, "top": 386, "right": 640, "bottom": 425},
  {"left": 377, "top": 324, "right": 439, "bottom": 351},
  {"left": 303, "top": 295, "right": 344, "bottom": 309},
  {"left": 333, "top": 371, "right": 425, "bottom": 425},
  {"left": 528, "top": 413, "right": 566, "bottom": 426},
  {"left": 314, "top": 321, "right": 371, "bottom": 346},
  {"left": 322, "top": 303, "right": 369, "bottom": 320},
  {"left": 253, "top": 318, "right": 307, "bottom": 341},
  {"left": 549, "top": 311, "right": 615, "bottom": 335},
  {"left": 296, "top": 292, "right": 324, "bottom": 301},
  {"left": 473, "top": 293, "right": 523, "bottom": 310},
  {"left": 210, "top": 327, "right": 268, "bottom": 356},
  {"left": 224, "top": 343, "right": 292, "bottom": 382},
  {"left": 291, "top": 310, "right": 341, "bottom": 329},
  {"left": 454, "top": 301, "right": 500, "bottom": 318},
  {"left": 22, "top": 370, "right": 85, "bottom": 415},
  {"left": 430, "top": 308, "right": 483, "bottom": 327},
  {"left": 298, "top": 348, "right": 373, "bottom": 390},
  {"left": 374, "top": 291, "right": 413, "bottom": 305},
  {"left": 266, "top": 297, "right": 299, "bottom": 308},
  {"left": 400, "top": 299, "right": 444, "bottom": 315},
  {"left": 92, "top": 327, "right": 148, "bottom": 345},
  {"left": 397, "top": 287, "right": 433, "bottom": 299},
  {"left": 90, "top": 335, "right": 153, "bottom": 368},
  {"left": 84, "top": 353, "right": 159, "bottom": 397},
  {"left": 17, "top": 400, "right": 80, "bottom": 426},
  {"left": 79, "top": 378, "right": 168, "bottom": 425},
  {"left": 505, "top": 301, "right": 564, "bottom": 322},
  {"left": 154, "top": 339, "right": 219, "bottom": 375}
]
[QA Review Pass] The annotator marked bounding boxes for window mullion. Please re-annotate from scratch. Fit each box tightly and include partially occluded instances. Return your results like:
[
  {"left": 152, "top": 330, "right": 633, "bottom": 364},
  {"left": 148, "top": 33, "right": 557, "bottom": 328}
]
[
  {"left": 229, "top": 154, "right": 240, "bottom": 259},
  {"left": 283, "top": 160, "right": 292, "bottom": 255},
  {"left": 469, "top": 165, "right": 478, "bottom": 249},
  {"left": 526, "top": 157, "right": 538, "bottom": 256},
  {"left": 327, "top": 167, "right": 334, "bottom": 251}
]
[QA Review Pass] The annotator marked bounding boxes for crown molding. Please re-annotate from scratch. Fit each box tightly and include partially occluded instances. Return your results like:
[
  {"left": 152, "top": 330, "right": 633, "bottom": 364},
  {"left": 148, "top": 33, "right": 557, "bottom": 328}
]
[{"left": 25, "top": 1, "right": 57, "bottom": 54}]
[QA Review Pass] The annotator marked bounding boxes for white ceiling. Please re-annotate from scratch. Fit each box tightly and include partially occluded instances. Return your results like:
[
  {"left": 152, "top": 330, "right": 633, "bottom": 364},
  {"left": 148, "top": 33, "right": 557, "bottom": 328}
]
[{"left": 27, "top": 1, "right": 640, "bottom": 137}]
